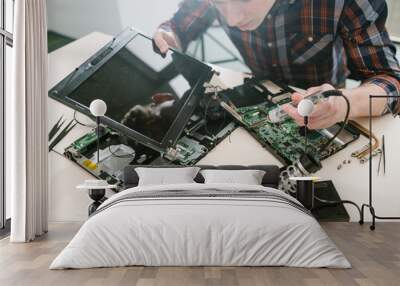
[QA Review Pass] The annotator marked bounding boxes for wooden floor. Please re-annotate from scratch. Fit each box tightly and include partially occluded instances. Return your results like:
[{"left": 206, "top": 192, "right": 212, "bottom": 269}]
[{"left": 1, "top": 222, "right": 399, "bottom": 286}]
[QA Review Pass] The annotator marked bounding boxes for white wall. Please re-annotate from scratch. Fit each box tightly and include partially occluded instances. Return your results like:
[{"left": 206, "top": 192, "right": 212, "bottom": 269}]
[
  {"left": 387, "top": 0, "right": 400, "bottom": 38},
  {"left": 47, "top": 0, "right": 182, "bottom": 39},
  {"left": 46, "top": 0, "right": 248, "bottom": 72}
]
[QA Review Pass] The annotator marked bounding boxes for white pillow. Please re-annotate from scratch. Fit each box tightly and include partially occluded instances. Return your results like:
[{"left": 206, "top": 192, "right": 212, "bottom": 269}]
[
  {"left": 135, "top": 167, "right": 201, "bottom": 186},
  {"left": 200, "top": 169, "right": 266, "bottom": 185}
]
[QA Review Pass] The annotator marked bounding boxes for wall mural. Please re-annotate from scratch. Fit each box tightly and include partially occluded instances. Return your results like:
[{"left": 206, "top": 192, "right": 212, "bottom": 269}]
[{"left": 49, "top": 1, "right": 396, "bottom": 192}]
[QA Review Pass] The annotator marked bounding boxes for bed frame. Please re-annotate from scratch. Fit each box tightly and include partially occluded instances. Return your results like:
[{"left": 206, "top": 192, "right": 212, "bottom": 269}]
[{"left": 123, "top": 165, "right": 281, "bottom": 189}]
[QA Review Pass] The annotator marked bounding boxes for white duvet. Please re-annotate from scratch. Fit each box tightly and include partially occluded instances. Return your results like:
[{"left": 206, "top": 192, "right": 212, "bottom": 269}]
[{"left": 50, "top": 183, "right": 351, "bottom": 269}]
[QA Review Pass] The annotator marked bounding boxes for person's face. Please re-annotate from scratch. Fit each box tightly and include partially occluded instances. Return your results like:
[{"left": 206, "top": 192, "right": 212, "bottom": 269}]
[{"left": 212, "top": 0, "right": 274, "bottom": 31}]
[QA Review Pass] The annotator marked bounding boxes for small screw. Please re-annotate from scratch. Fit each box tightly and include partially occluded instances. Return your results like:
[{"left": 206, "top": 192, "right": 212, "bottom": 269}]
[
  {"left": 347, "top": 160, "right": 351, "bottom": 164},
  {"left": 343, "top": 160, "right": 347, "bottom": 165},
  {"left": 337, "top": 164, "right": 342, "bottom": 170}
]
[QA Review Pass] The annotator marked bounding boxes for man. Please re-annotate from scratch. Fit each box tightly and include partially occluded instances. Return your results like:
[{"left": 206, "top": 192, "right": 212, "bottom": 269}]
[{"left": 154, "top": 0, "right": 400, "bottom": 129}]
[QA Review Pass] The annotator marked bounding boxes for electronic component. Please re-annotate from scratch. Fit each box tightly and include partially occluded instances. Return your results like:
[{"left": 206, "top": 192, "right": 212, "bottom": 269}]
[
  {"left": 162, "top": 105, "right": 237, "bottom": 165},
  {"left": 71, "top": 127, "right": 111, "bottom": 153},
  {"left": 219, "top": 81, "right": 362, "bottom": 165},
  {"left": 65, "top": 131, "right": 126, "bottom": 189},
  {"left": 165, "top": 137, "right": 208, "bottom": 165},
  {"left": 349, "top": 120, "right": 380, "bottom": 162},
  {"left": 239, "top": 105, "right": 359, "bottom": 163},
  {"left": 260, "top": 80, "right": 283, "bottom": 94},
  {"left": 267, "top": 90, "right": 327, "bottom": 123},
  {"left": 271, "top": 92, "right": 292, "bottom": 104},
  {"left": 359, "top": 149, "right": 382, "bottom": 164},
  {"left": 94, "top": 145, "right": 135, "bottom": 181},
  {"left": 64, "top": 128, "right": 159, "bottom": 190}
]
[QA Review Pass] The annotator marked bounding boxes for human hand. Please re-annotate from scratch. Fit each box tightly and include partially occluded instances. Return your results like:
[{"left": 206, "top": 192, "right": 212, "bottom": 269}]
[
  {"left": 153, "top": 29, "right": 181, "bottom": 55},
  {"left": 281, "top": 84, "right": 348, "bottom": 129}
]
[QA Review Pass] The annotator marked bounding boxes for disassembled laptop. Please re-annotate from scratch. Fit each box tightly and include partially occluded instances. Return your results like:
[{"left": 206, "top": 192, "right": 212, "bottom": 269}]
[{"left": 49, "top": 27, "right": 364, "bottom": 189}]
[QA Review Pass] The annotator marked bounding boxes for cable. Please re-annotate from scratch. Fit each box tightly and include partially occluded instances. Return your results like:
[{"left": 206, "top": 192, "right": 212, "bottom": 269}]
[
  {"left": 314, "top": 195, "right": 362, "bottom": 221},
  {"left": 318, "top": 90, "right": 351, "bottom": 153},
  {"left": 73, "top": 110, "right": 96, "bottom": 128},
  {"left": 107, "top": 145, "right": 136, "bottom": 159}
]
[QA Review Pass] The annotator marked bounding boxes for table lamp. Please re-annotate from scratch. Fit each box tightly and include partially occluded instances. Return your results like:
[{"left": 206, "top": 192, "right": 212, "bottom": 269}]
[
  {"left": 360, "top": 95, "right": 400, "bottom": 230},
  {"left": 297, "top": 98, "right": 314, "bottom": 154},
  {"left": 89, "top": 99, "right": 107, "bottom": 165}
]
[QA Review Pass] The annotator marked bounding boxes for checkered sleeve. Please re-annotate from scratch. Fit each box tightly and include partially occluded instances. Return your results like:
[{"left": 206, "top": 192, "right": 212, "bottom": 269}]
[
  {"left": 339, "top": 0, "right": 400, "bottom": 114},
  {"left": 159, "top": 0, "right": 216, "bottom": 51}
]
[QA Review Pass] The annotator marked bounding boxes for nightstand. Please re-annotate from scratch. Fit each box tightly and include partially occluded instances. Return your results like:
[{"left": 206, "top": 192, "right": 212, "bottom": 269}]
[
  {"left": 289, "top": 177, "right": 320, "bottom": 210},
  {"left": 77, "top": 180, "right": 117, "bottom": 216}
]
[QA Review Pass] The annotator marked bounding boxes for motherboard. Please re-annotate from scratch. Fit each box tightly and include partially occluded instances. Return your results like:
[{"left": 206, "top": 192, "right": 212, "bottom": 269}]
[
  {"left": 164, "top": 111, "right": 237, "bottom": 165},
  {"left": 236, "top": 103, "right": 360, "bottom": 163},
  {"left": 63, "top": 111, "right": 236, "bottom": 188},
  {"left": 64, "top": 127, "right": 160, "bottom": 189},
  {"left": 219, "top": 79, "right": 361, "bottom": 164}
]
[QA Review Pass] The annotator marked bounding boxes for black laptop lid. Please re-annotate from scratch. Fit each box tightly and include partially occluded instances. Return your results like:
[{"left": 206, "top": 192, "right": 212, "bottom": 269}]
[{"left": 50, "top": 28, "right": 214, "bottom": 152}]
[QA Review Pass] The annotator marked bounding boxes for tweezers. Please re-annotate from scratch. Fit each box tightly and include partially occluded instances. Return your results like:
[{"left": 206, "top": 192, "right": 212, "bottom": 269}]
[
  {"left": 49, "top": 119, "right": 77, "bottom": 151},
  {"left": 382, "top": 135, "right": 386, "bottom": 174},
  {"left": 377, "top": 135, "right": 386, "bottom": 175},
  {"left": 49, "top": 115, "right": 65, "bottom": 142},
  {"left": 377, "top": 149, "right": 382, "bottom": 175}
]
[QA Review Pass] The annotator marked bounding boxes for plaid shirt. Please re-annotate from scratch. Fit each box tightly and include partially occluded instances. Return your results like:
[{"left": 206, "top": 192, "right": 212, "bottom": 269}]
[{"left": 161, "top": 0, "right": 400, "bottom": 114}]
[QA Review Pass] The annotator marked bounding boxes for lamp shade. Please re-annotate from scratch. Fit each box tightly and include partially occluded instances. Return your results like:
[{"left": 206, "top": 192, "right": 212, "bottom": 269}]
[{"left": 89, "top": 99, "right": 107, "bottom": 117}]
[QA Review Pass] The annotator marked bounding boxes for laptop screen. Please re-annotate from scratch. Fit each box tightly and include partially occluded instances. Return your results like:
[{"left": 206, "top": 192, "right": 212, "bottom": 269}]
[{"left": 65, "top": 32, "right": 210, "bottom": 144}]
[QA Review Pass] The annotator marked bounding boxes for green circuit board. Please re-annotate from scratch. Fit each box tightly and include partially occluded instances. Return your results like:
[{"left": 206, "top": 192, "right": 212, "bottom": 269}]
[
  {"left": 236, "top": 103, "right": 357, "bottom": 163},
  {"left": 71, "top": 127, "right": 112, "bottom": 153}
]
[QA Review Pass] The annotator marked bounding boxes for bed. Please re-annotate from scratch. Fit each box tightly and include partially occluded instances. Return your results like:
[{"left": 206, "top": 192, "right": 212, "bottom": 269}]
[{"left": 50, "top": 165, "right": 350, "bottom": 269}]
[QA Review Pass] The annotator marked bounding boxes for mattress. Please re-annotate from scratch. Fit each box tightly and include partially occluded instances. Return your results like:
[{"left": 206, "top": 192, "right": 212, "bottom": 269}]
[{"left": 50, "top": 183, "right": 351, "bottom": 269}]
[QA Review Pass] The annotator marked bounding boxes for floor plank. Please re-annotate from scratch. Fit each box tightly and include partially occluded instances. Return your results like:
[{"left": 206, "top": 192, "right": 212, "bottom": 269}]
[{"left": 1, "top": 222, "right": 399, "bottom": 286}]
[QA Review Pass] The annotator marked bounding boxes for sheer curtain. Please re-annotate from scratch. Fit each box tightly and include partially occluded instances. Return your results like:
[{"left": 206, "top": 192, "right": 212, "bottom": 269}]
[{"left": 8, "top": 0, "right": 48, "bottom": 242}]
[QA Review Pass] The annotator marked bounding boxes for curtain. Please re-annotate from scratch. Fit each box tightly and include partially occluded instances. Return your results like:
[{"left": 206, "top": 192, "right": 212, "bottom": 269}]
[{"left": 8, "top": 0, "right": 48, "bottom": 242}]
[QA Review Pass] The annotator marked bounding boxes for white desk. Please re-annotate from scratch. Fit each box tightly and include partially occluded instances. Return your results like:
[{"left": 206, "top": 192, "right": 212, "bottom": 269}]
[{"left": 48, "top": 32, "right": 400, "bottom": 222}]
